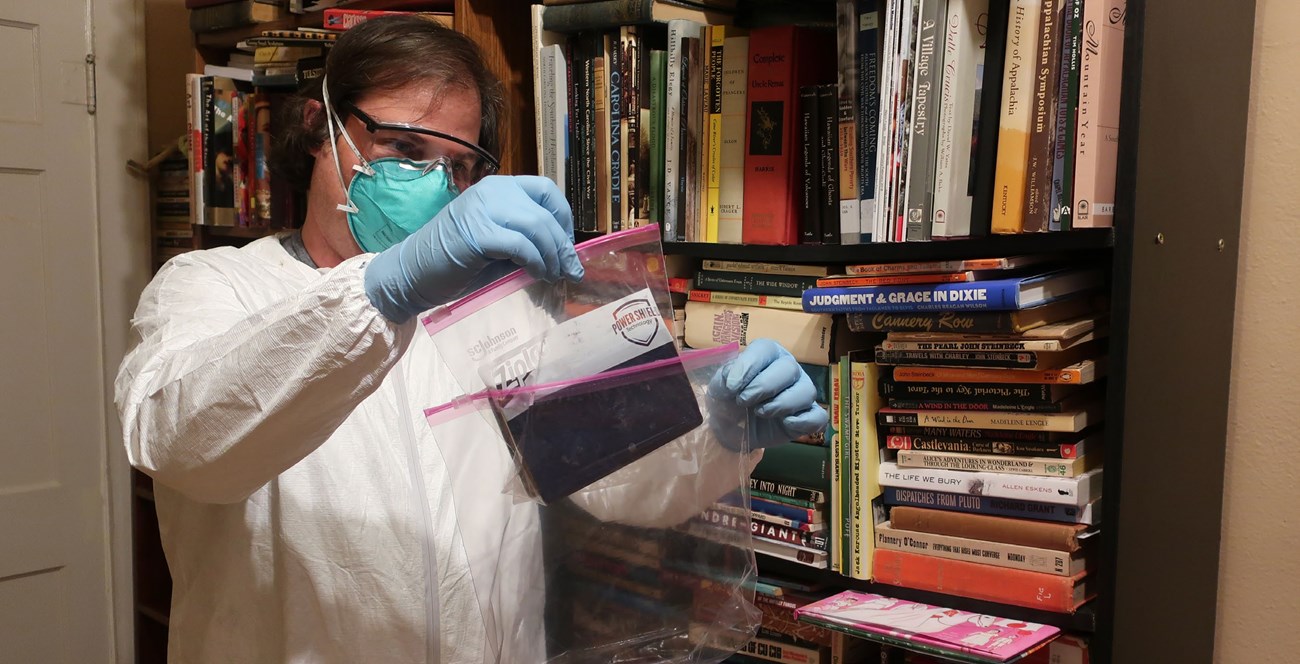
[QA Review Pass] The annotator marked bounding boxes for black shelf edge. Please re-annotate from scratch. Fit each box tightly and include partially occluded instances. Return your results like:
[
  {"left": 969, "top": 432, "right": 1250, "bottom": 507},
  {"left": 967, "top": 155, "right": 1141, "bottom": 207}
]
[
  {"left": 649, "top": 229, "right": 1114, "bottom": 264},
  {"left": 755, "top": 553, "right": 1097, "bottom": 634}
]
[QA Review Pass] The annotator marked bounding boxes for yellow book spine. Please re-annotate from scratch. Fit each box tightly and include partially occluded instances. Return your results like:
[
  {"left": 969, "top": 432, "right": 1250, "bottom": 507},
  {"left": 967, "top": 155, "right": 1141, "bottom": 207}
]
[
  {"left": 704, "top": 25, "right": 725, "bottom": 242},
  {"left": 990, "top": 0, "right": 1043, "bottom": 234}
]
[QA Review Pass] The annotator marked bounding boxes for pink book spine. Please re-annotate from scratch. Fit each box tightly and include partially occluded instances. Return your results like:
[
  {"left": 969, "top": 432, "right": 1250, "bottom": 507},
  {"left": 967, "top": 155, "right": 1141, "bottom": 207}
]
[{"left": 1071, "top": 0, "right": 1126, "bottom": 228}]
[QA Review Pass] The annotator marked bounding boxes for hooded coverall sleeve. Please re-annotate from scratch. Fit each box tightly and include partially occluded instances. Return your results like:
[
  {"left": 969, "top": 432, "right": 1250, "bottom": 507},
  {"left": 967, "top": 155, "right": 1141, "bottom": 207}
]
[{"left": 115, "top": 251, "right": 414, "bottom": 504}]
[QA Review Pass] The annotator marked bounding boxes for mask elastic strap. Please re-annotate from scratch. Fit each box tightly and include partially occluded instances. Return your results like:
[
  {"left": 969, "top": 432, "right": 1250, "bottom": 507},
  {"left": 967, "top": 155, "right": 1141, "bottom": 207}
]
[{"left": 321, "top": 76, "right": 370, "bottom": 214}]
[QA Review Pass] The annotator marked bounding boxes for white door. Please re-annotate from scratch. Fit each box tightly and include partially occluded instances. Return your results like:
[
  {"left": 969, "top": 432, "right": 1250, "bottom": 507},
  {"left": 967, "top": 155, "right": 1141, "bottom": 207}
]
[{"left": 0, "top": 0, "right": 113, "bottom": 661}]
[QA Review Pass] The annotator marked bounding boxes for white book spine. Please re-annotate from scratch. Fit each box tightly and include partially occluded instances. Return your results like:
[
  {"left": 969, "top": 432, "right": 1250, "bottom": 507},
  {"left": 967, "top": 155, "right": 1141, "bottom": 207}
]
[
  {"left": 664, "top": 20, "right": 699, "bottom": 241},
  {"left": 931, "top": 0, "right": 988, "bottom": 237},
  {"left": 896, "top": 449, "right": 1091, "bottom": 476},
  {"left": 878, "top": 461, "right": 1101, "bottom": 506}
]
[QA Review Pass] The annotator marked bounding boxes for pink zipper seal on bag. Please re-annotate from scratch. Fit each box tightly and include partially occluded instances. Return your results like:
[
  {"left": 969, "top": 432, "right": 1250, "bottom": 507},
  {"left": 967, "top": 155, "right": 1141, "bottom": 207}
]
[{"left": 419, "top": 224, "right": 664, "bottom": 335}]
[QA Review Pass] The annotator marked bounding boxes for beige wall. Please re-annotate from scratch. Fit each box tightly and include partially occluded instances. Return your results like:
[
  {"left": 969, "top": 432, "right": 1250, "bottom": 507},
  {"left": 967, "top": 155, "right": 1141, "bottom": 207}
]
[{"left": 1216, "top": 0, "right": 1300, "bottom": 660}]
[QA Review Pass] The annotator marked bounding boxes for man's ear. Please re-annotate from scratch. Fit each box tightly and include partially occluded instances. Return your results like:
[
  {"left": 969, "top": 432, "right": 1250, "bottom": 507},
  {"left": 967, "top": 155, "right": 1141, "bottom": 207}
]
[{"left": 304, "top": 99, "right": 330, "bottom": 160}]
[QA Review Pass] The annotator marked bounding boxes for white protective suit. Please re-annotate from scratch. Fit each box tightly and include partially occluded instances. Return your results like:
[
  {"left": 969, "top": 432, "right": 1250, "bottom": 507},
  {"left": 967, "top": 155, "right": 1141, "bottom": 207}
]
[{"left": 115, "top": 235, "right": 759, "bottom": 663}]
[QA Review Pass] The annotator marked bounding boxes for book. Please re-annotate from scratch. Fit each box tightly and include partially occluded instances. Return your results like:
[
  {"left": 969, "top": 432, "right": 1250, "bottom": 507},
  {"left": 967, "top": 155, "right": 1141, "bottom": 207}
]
[
  {"left": 717, "top": 29, "right": 750, "bottom": 243},
  {"left": 877, "top": 401, "right": 1101, "bottom": 432},
  {"left": 190, "top": 0, "right": 287, "bottom": 32},
  {"left": 751, "top": 477, "right": 828, "bottom": 503},
  {"left": 844, "top": 255, "right": 1059, "bottom": 276},
  {"left": 883, "top": 428, "right": 1090, "bottom": 459},
  {"left": 794, "top": 590, "right": 1060, "bottom": 663},
  {"left": 683, "top": 300, "right": 836, "bottom": 365},
  {"left": 322, "top": 8, "right": 451, "bottom": 29},
  {"left": 855, "top": 0, "right": 883, "bottom": 244},
  {"left": 888, "top": 505, "right": 1094, "bottom": 552},
  {"left": 1071, "top": 0, "right": 1126, "bottom": 228},
  {"left": 695, "top": 269, "right": 820, "bottom": 296},
  {"left": 878, "top": 379, "right": 1084, "bottom": 405},
  {"left": 1049, "top": 0, "right": 1083, "bottom": 231},
  {"left": 742, "top": 25, "right": 835, "bottom": 245},
  {"left": 540, "top": 0, "right": 733, "bottom": 32},
  {"left": 896, "top": 448, "right": 1096, "bottom": 477},
  {"left": 755, "top": 536, "right": 830, "bottom": 568},
  {"left": 818, "top": 272, "right": 989, "bottom": 288},
  {"left": 688, "top": 288, "right": 805, "bottom": 311},
  {"left": 845, "top": 295, "right": 1105, "bottom": 334},
  {"left": 885, "top": 357, "right": 1104, "bottom": 384},
  {"left": 1021, "top": 0, "right": 1064, "bottom": 232},
  {"left": 882, "top": 487, "right": 1100, "bottom": 525},
  {"left": 885, "top": 313, "right": 1106, "bottom": 344},
  {"left": 754, "top": 440, "right": 832, "bottom": 489},
  {"left": 834, "top": 0, "right": 860, "bottom": 244},
  {"left": 875, "top": 521, "right": 1089, "bottom": 575},
  {"left": 799, "top": 85, "right": 823, "bottom": 244},
  {"left": 873, "top": 548, "right": 1091, "bottom": 612},
  {"left": 802, "top": 267, "right": 1106, "bottom": 313},
  {"left": 701, "top": 259, "right": 834, "bottom": 276},
  {"left": 931, "top": 0, "right": 989, "bottom": 238},
  {"left": 902, "top": 0, "right": 946, "bottom": 242},
  {"left": 879, "top": 462, "right": 1102, "bottom": 506},
  {"left": 817, "top": 83, "right": 840, "bottom": 244},
  {"left": 989, "top": 0, "right": 1043, "bottom": 234}
]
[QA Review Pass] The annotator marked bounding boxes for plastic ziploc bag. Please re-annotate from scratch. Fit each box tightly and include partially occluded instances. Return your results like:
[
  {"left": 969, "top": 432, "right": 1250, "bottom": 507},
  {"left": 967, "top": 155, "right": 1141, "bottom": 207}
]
[
  {"left": 420, "top": 224, "right": 676, "bottom": 399},
  {"left": 422, "top": 344, "right": 761, "bottom": 663}
]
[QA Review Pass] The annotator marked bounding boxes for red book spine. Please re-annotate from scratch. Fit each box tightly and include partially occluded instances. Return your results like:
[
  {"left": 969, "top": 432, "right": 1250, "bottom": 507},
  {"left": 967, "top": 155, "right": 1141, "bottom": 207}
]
[
  {"left": 741, "top": 26, "right": 833, "bottom": 246},
  {"left": 872, "top": 548, "right": 1089, "bottom": 613}
]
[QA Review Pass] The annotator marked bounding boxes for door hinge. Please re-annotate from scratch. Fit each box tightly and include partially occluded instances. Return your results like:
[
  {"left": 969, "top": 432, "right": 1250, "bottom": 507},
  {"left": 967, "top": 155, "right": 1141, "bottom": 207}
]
[{"left": 85, "top": 54, "right": 97, "bottom": 115}]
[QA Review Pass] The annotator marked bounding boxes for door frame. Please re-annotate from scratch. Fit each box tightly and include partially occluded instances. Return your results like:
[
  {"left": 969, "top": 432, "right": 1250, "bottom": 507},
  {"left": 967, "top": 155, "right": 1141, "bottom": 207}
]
[{"left": 90, "top": 0, "right": 152, "bottom": 659}]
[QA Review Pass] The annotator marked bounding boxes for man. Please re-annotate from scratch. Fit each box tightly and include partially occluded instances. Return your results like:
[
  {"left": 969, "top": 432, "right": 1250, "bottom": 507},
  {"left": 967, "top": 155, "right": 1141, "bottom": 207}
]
[{"left": 116, "top": 17, "right": 825, "bottom": 663}]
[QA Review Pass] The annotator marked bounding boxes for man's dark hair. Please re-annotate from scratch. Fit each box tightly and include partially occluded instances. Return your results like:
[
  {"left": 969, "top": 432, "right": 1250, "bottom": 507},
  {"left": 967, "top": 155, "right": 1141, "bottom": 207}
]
[{"left": 269, "top": 16, "right": 504, "bottom": 192}]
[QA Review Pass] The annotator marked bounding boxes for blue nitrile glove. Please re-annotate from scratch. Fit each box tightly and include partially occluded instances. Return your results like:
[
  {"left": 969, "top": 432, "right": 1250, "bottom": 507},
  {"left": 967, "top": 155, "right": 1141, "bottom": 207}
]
[
  {"left": 706, "top": 339, "right": 829, "bottom": 452},
  {"left": 364, "top": 175, "right": 585, "bottom": 323}
]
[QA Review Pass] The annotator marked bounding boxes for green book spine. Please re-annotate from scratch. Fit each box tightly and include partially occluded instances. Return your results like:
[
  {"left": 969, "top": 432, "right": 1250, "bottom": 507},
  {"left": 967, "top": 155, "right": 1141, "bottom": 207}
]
[
  {"left": 750, "top": 489, "right": 820, "bottom": 509},
  {"left": 752, "top": 440, "right": 831, "bottom": 490},
  {"left": 839, "top": 356, "right": 854, "bottom": 577},
  {"left": 650, "top": 49, "right": 666, "bottom": 226}
]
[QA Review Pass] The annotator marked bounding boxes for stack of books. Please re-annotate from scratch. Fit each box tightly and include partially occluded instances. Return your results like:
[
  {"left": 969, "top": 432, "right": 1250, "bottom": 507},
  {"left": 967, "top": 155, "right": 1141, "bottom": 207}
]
[{"left": 803, "top": 255, "right": 1107, "bottom": 614}]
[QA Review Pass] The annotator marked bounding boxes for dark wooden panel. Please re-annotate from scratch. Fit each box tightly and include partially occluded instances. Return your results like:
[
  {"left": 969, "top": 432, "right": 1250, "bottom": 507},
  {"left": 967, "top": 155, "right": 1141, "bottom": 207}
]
[
  {"left": 1100, "top": 0, "right": 1255, "bottom": 662},
  {"left": 455, "top": 0, "right": 538, "bottom": 177}
]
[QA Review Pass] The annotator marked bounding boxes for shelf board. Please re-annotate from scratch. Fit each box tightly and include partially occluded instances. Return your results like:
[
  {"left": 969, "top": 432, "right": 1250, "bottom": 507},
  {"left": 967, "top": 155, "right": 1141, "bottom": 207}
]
[
  {"left": 756, "top": 553, "right": 1097, "bottom": 634},
  {"left": 657, "top": 229, "right": 1115, "bottom": 264}
]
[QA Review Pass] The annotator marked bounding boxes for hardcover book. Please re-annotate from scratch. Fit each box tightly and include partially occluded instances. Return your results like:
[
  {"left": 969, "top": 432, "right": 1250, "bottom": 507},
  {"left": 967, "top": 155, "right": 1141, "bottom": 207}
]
[
  {"left": 794, "top": 591, "right": 1060, "bottom": 663},
  {"left": 803, "top": 267, "right": 1106, "bottom": 313}
]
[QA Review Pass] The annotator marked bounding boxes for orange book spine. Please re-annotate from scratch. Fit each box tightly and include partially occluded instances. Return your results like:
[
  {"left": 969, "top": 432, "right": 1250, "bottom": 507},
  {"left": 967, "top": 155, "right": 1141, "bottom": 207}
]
[
  {"left": 815, "top": 272, "right": 974, "bottom": 288},
  {"left": 889, "top": 363, "right": 1095, "bottom": 384},
  {"left": 872, "top": 548, "right": 1088, "bottom": 612},
  {"left": 990, "top": 0, "right": 1044, "bottom": 234}
]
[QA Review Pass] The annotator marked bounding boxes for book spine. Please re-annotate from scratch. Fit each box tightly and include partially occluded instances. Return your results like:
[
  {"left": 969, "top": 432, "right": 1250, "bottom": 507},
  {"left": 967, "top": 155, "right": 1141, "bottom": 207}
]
[
  {"left": 875, "top": 347, "right": 1057, "bottom": 369},
  {"left": 888, "top": 504, "right": 1085, "bottom": 550},
  {"left": 871, "top": 0, "right": 899, "bottom": 242},
  {"left": 856, "top": 0, "right": 882, "bottom": 244},
  {"left": 608, "top": 30, "right": 623, "bottom": 232},
  {"left": 888, "top": 363, "right": 1096, "bottom": 384},
  {"left": 677, "top": 35, "right": 695, "bottom": 240},
  {"left": 837, "top": 358, "right": 854, "bottom": 575},
  {"left": 756, "top": 601, "right": 836, "bottom": 648},
  {"left": 751, "top": 477, "right": 828, "bottom": 503},
  {"left": 799, "top": 85, "right": 822, "bottom": 244},
  {"left": 635, "top": 32, "right": 652, "bottom": 227},
  {"left": 685, "top": 35, "right": 703, "bottom": 241},
  {"left": 886, "top": 398, "right": 1073, "bottom": 413},
  {"left": 694, "top": 270, "right": 820, "bottom": 296},
  {"left": 802, "top": 279, "right": 1023, "bottom": 313},
  {"left": 851, "top": 358, "right": 881, "bottom": 581},
  {"left": 593, "top": 44, "right": 612, "bottom": 233},
  {"left": 752, "top": 489, "right": 821, "bottom": 509},
  {"left": 878, "top": 379, "right": 1068, "bottom": 402},
  {"left": 622, "top": 27, "right": 640, "bottom": 228},
  {"left": 875, "top": 523, "right": 1086, "bottom": 575},
  {"left": 931, "top": 0, "right": 987, "bottom": 238},
  {"left": 754, "top": 520, "right": 831, "bottom": 551},
  {"left": 873, "top": 548, "right": 1087, "bottom": 612},
  {"left": 538, "top": 44, "right": 560, "bottom": 186},
  {"left": 683, "top": 300, "right": 835, "bottom": 366},
  {"left": 848, "top": 358, "right": 865, "bottom": 578},
  {"left": 1049, "top": 0, "right": 1082, "bottom": 231},
  {"left": 989, "top": 0, "right": 1043, "bottom": 234},
  {"left": 752, "top": 509, "right": 824, "bottom": 532},
  {"left": 737, "top": 635, "right": 828, "bottom": 663},
  {"left": 540, "top": 0, "right": 653, "bottom": 33},
  {"left": 718, "top": 32, "right": 750, "bottom": 243},
  {"left": 743, "top": 25, "right": 800, "bottom": 245},
  {"left": 845, "top": 309, "right": 1030, "bottom": 334},
  {"left": 818, "top": 84, "right": 841, "bottom": 244},
  {"left": 884, "top": 432, "right": 1086, "bottom": 458},
  {"left": 835, "top": 0, "right": 861, "bottom": 245},
  {"left": 903, "top": 0, "right": 946, "bottom": 242},
  {"left": 185, "top": 74, "right": 203, "bottom": 226},
  {"left": 1071, "top": 0, "right": 1126, "bottom": 228},
  {"left": 664, "top": 20, "right": 694, "bottom": 241},
  {"left": 1021, "top": 0, "right": 1062, "bottom": 232},
  {"left": 701, "top": 259, "right": 829, "bottom": 277},
  {"left": 877, "top": 407, "right": 1093, "bottom": 433},
  {"left": 829, "top": 358, "right": 844, "bottom": 573},
  {"left": 649, "top": 49, "right": 666, "bottom": 226},
  {"left": 896, "top": 449, "right": 1090, "bottom": 476},
  {"left": 880, "top": 337, "right": 1070, "bottom": 351},
  {"left": 882, "top": 486, "right": 1098, "bottom": 524},
  {"left": 581, "top": 34, "right": 599, "bottom": 231},
  {"left": 687, "top": 289, "right": 806, "bottom": 311},
  {"left": 879, "top": 461, "right": 1100, "bottom": 505},
  {"left": 819, "top": 272, "right": 972, "bottom": 287},
  {"left": 755, "top": 442, "right": 833, "bottom": 489},
  {"left": 704, "top": 25, "right": 725, "bottom": 241}
]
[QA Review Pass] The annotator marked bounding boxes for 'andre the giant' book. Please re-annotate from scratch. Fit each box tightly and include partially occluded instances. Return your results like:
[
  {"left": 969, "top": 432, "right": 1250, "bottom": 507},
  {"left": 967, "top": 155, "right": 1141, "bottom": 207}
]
[{"left": 741, "top": 25, "right": 834, "bottom": 245}]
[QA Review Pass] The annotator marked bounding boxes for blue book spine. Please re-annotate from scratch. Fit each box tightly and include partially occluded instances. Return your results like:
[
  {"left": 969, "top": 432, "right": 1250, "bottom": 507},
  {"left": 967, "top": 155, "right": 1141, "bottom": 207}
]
[
  {"left": 857, "top": 0, "right": 882, "bottom": 243},
  {"left": 803, "top": 278, "right": 1025, "bottom": 313},
  {"left": 720, "top": 493, "right": 822, "bottom": 522},
  {"left": 881, "top": 487, "right": 1095, "bottom": 524}
]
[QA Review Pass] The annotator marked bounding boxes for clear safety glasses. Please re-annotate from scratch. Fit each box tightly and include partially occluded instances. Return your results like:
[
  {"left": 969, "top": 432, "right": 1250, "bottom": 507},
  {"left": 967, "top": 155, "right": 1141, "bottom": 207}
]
[{"left": 339, "top": 99, "right": 500, "bottom": 192}]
